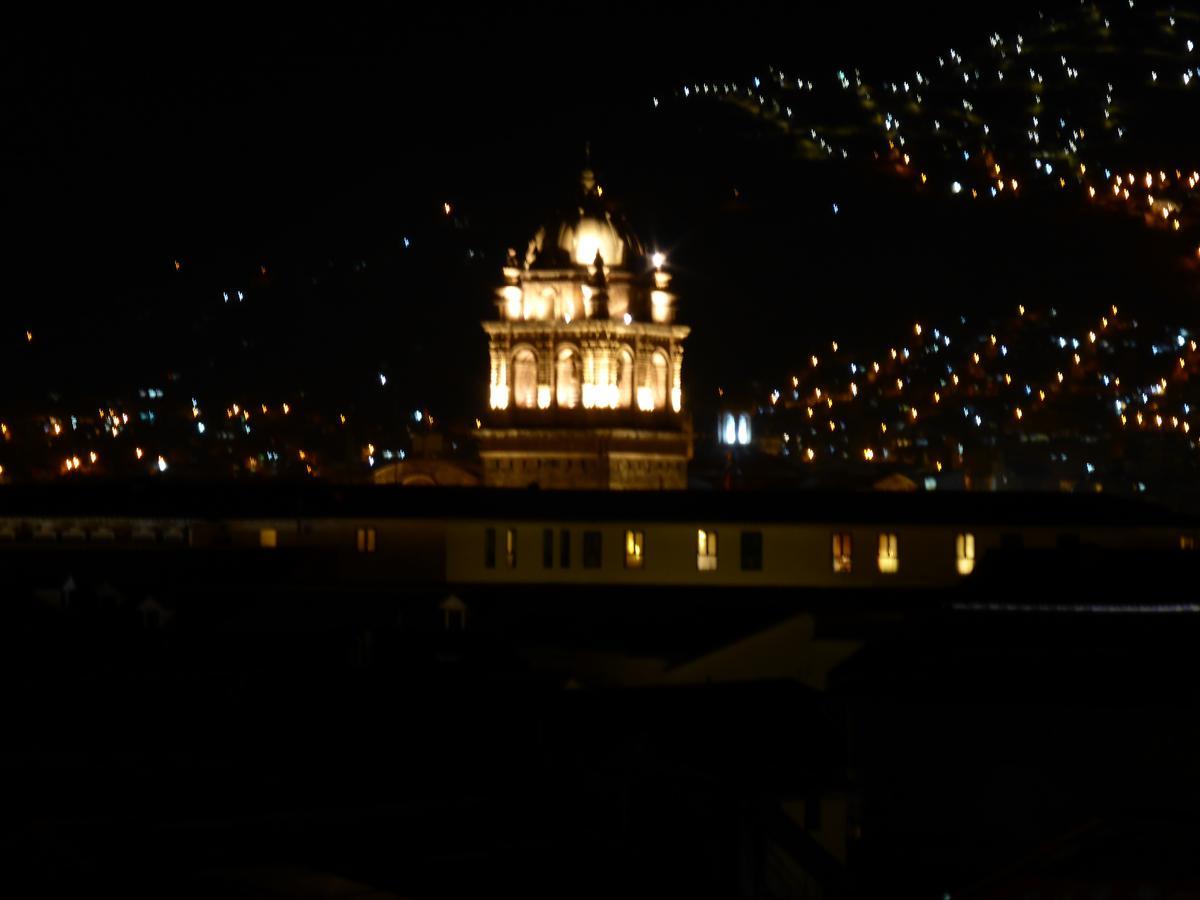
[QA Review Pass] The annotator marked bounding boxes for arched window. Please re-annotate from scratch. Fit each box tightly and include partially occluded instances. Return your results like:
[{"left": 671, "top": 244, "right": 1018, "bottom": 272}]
[
  {"left": 556, "top": 347, "right": 581, "bottom": 408},
  {"left": 617, "top": 347, "right": 634, "bottom": 407},
  {"left": 737, "top": 413, "right": 751, "bottom": 446},
  {"left": 651, "top": 350, "right": 669, "bottom": 410},
  {"left": 722, "top": 413, "right": 737, "bottom": 445},
  {"left": 512, "top": 349, "right": 538, "bottom": 409}
]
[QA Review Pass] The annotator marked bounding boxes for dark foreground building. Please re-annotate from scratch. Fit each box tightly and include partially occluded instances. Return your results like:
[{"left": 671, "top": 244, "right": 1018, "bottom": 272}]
[{"left": 4, "top": 484, "right": 1200, "bottom": 898}]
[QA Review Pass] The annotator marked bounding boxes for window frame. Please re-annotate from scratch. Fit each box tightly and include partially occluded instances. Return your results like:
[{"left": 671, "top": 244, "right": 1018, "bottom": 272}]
[
  {"left": 740, "top": 530, "right": 763, "bottom": 571},
  {"left": 877, "top": 532, "right": 899, "bottom": 574},
  {"left": 625, "top": 529, "right": 645, "bottom": 569},
  {"left": 505, "top": 527, "right": 518, "bottom": 568},
  {"left": 582, "top": 530, "right": 602, "bottom": 568},
  {"left": 955, "top": 532, "right": 976, "bottom": 575},
  {"left": 832, "top": 532, "right": 852, "bottom": 574},
  {"left": 356, "top": 527, "right": 377, "bottom": 553},
  {"left": 697, "top": 528, "right": 718, "bottom": 571},
  {"left": 484, "top": 527, "right": 496, "bottom": 568}
]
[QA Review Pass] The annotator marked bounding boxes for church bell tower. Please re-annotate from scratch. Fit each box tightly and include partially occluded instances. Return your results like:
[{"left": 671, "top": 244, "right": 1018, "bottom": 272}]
[{"left": 478, "top": 165, "right": 692, "bottom": 489}]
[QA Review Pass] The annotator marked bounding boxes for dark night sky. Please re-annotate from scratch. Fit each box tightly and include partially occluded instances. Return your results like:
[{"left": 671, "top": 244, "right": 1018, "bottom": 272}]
[
  {"left": 0, "top": 2, "right": 1147, "bottom": 421},
  {"left": 0, "top": 3, "right": 1045, "bottom": 279}
]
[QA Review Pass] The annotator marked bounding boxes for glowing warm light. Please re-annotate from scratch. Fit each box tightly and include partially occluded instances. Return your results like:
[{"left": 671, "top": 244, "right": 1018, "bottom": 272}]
[
  {"left": 696, "top": 529, "right": 718, "bottom": 571},
  {"left": 88, "top": 451, "right": 97, "bottom": 464},
  {"left": 157, "top": 455, "right": 168, "bottom": 472},
  {"left": 625, "top": 530, "right": 644, "bottom": 568},
  {"left": 537, "top": 385, "right": 551, "bottom": 409},
  {"left": 636, "top": 386, "right": 654, "bottom": 411},
  {"left": 502, "top": 285, "right": 522, "bottom": 318},
  {"left": 877, "top": 533, "right": 899, "bottom": 574},
  {"left": 651, "top": 251, "right": 665, "bottom": 269},
  {"left": 956, "top": 533, "right": 976, "bottom": 575},
  {"left": 651, "top": 290, "right": 672, "bottom": 322},
  {"left": 135, "top": 447, "right": 143, "bottom": 460}
]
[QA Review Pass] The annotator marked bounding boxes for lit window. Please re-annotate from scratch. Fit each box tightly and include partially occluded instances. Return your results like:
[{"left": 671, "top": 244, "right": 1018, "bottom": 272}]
[
  {"left": 556, "top": 348, "right": 581, "bottom": 408},
  {"left": 652, "top": 350, "right": 669, "bottom": 409},
  {"left": 1182, "top": 535, "right": 1196, "bottom": 551},
  {"left": 625, "top": 530, "right": 645, "bottom": 568},
  {"left": 356, "top": 527, "right": 376, "bottom": 553},
  {"left": 512, "top": 349, "right": 538, "bottom": 409},
  {"left": 697, "top": 529, "right": 718, "bottom": 571},
  {"left": 737, "top": 413, "right": 751, "bottom": 446},
  {"left": 721, "top": 413, "right": 737, "bottom": 445},
  {"left": 617, "top": 348, "right": 634, "bottom": 408},
  {"left": 877, "top": 533, "right": 899, "bottom": 573},
  {"left": 505, "top": 528, "right": 517, "bottom": 568},
  {"left": 259, "top": 527, "right": 277, "bottom": 549},
  {"left": 832, "top": 533, "right": 852, "bottom": 573},
  {"left": 956, "top": 532, "right": 975, "bottom": 575}
]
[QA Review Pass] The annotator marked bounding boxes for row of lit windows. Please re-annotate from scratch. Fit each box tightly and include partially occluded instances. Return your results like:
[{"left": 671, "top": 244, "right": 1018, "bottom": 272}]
[
  {"left": 833, "top": 531, "right": 975, "bottom": 575},
  {"left": 483, "top": 527, "right": 978, "bottom": 575}
]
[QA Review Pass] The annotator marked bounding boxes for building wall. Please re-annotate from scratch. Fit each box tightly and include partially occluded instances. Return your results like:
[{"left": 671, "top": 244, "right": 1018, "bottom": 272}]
[
  {"left": 479, "top": 428, "right": 690, "bottom": 489},
  {"left": 445, "top": 519, "right": 1184, "bottom": 588},
  {"left": 0, "top": 513, "right": 1186, "bottom": 593}
]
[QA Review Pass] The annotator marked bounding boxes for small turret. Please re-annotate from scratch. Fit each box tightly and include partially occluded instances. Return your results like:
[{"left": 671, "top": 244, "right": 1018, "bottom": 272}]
[{"left": 588, "top": 251, "right": 609, "bottom": 318}]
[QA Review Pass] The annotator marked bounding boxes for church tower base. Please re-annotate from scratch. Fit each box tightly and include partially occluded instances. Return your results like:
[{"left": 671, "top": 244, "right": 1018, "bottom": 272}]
[{"left": 479, "top": 427, "right": 691, "bottom": 490}]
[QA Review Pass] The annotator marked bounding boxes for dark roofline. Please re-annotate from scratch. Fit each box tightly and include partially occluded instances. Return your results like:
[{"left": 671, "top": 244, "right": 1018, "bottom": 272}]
[{"left": 0, "top": 483, "right": 1189, "bottom": 528}]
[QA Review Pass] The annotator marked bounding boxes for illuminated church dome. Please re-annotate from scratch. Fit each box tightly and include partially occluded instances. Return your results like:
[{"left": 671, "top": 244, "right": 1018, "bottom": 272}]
[
  {"left": 525, "top": 167, "right": 645, "bottom": 269},
  {"left": 479, "top": 163, "right": 692, "bottom": 490}
]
